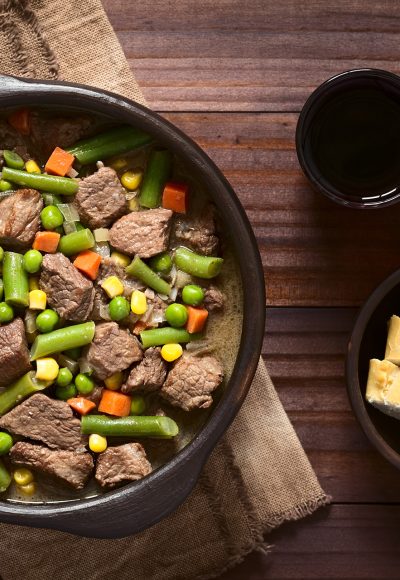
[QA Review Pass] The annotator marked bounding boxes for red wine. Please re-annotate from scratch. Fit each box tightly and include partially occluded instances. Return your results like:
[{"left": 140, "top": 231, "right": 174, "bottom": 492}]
[{"left": 297, "top": 70, "right": 400, "bottom": 207}]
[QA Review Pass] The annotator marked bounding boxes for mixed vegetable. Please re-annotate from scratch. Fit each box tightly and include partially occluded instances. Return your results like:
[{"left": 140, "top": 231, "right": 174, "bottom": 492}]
[{"left": 0, "top": 108, "right": 227, "bottom": 496}]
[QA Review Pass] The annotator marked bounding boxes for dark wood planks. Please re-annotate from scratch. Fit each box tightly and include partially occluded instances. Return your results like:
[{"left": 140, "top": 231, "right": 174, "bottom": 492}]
[
  {"left": 219, "top": 504, "right": 400, "bottom": 580},
  {"left": 162, "top": 112, "right": 400, "bottom": 307},
  {"left": 104, "top": 0, "right": 400, "bottom": 111},
  {"left": 265, "top": 308, "right": 400, "bottom": 502}
]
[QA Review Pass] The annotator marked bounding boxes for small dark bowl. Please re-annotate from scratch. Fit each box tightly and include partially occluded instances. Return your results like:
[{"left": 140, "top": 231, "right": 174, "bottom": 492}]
[
  {"left": 0, "top": 75, "right": 265, "bottom": 538},
  {"left": 296, "top": 68, "right": 400, "bottom": 209},
  {"left": 347, "top": 268, "right": 400, "bottom": 468}
]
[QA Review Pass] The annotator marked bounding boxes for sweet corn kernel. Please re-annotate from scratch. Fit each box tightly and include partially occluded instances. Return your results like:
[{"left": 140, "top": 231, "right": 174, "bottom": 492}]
[
  {"left": 121, "top": 169, "right": 143, "bottom": 191},
  {"left": 131, "top": 290, "right": 147, "bottom": 315},
  {"left": 161, "top": 343, "right": 183, "bottom": 362},
  {"left": 25, "top": 160, "right": 41, "bottom": 174},
  {"left": 28, "top": 276, "right": 40, "bottom": 291},
  {"left": 128, "top": 197, "right": 140, "bottom": 212},
  {"left": 110, "top": 158, "right": 128, "bottom": 171},
  {"left": 29, "top": 289, "right": 47, "bottom": 310},
  {"left": 89, "top": 434, "right": 108, "bottom": 453},
  {"left": 110, "top": 251, "right": 131, "bottom": 268},
  {"left": 18, "top": 482, "right": 36, "bottom": 496},
  {"left": 104, "top": 371, "right": 123, "bottom": 391},
  {"left": 36, "top": 357, "right": 59, "bottom": 381},
  {"left": 101, "top": 276, "right": 124, "bottom": 298},
  {"left": 13, "top": 468, "right": 34, "bottom": 486}
]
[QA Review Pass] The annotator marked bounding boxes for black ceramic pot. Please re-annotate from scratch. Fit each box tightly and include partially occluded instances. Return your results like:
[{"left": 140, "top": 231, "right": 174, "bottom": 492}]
[{"left": 0, "top": 75, "right": 265, "bottom": 538}]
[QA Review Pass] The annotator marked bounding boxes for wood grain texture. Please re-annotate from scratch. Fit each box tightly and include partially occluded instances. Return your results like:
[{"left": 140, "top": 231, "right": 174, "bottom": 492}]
[
  {"left": 264, "top": 308, "right": 400, "bottom": 502},
  {"left": 219, "top": 505, "right": 400, "bottom": 580},
  {"left": 103, "top": 0, "right": 400, "bottom": 111},
  {"left": 162, "top": 112, "right": 400, "bottom": 306}
]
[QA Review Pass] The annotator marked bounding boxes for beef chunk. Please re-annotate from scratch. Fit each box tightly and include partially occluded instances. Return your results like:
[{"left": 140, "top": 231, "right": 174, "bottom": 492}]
[
  {"left": 174, "top": 206, "right": 219, "bottom": 256},
  {"left": 122, "top": 348, "right": 167, "bottom": 394},
  {"left": 203, "top": 286, "right": 225, "bottom": 311},
  {"left": 30, "top": 114, "right": 92, "bottom": 157},
  {"left": 85, "top": 322, "right": 143, "bottom": 380},
  {"left": 95, "top": 443, "right": 151, "bottom": 488},
  {"left": 39, "top": 253, "right": 95, "bottom": 321},
  {"left": 75, "top": 167, "right": 127, "bottom": 229},
  {"left": 160, "top": 354, "right": 223, "bottom": 411},
  {"left": 0, "top": 121, "right": 31, "bottom": 159},
  {"left": 0, "top": 393, "right": 86, "bottom": 452},
  {"left": 91, "top": 285, "right": 111, "bottom": 321},
  {"left": 0, "top": 318, "right": 31, "bottom": 388},
  {"left": 83, "top": 385, "right": 104, "bottom": 406},
  {"left": 10, "top": 442, "right": 93, "bottom": 490},
  {"left": 109, "top": 208, "right": 173, "bottom": 258},
  {"left": 0, "top": 189, "right": 43, "bottom": 250}
]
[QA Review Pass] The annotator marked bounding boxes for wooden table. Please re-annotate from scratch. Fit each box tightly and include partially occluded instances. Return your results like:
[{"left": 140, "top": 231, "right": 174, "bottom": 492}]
[{"left": 104, "top": 1, "right": 400, "bottom": 576}]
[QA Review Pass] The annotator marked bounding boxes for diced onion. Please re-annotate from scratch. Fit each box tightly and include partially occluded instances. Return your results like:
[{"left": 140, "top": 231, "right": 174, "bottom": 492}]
[
  {"left": 175, "top": 270, "right": 193, "bottom": 289},
  {"left": 24, "top": 309, "right": 37, "bottom": 334},
  {"left": 157, "top": 293, "right": 169, "bottom": 301},
  {"left": 141, "top": 305, "right": 154, "bottom": 323},
  {"left": 0, "top": 190, "right": 14, "bottom": 198},
  {"left": 99, "top": 303, "right": 111, "bottom": 321},
  {"left": 96, "top": 161, "right": 105, "bottom": 169},
  {"left": 144, "top": 288, "right": 155, "bottom": 300},
  {"left": 151, "top": 311, "right": 165, "bottom": 324},
  {"left": 125, "top": 192, "right": 138, "bottom": 201},
  {"left": 94, "top": 241, "right": 110, "bottom": 258},
  {"left": 63, "top": 221, "right": 77, "bottom": 234},
  {"left": 169, "top": 287, "right": 178, "bottom": 301},
  {"left": 58, "top": 203, "right": 80, "bottom": 222},
  {"left": 169, "top": 265, "right": 177, "bottom": 286},
  {"left": 66, "top": 166, "right": 79, "bottom": 178},
  {"left": 94, "top": 228, "right": 110, "bottom": 242}
]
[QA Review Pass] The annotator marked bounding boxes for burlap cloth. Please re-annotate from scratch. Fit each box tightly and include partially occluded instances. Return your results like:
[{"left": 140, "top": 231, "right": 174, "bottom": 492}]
[{"left": 0, "top": 1, "right": 330, "bottom": 578}]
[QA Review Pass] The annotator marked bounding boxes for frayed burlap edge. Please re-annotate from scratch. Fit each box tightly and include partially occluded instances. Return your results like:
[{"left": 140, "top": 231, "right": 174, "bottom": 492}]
[{"left": 0, "top": 0, "right": 59, "bottom": 78}]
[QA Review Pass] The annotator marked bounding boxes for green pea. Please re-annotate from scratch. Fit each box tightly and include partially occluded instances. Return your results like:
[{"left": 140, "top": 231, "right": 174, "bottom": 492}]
[
  {"left": 55, "top": 383, "right": 77, "bottom": 401},
  {"left": 165, "top": 303, "right": 188, "bottom": 328},
  {"left": 23, "top": 249, "right": 43, "bottom": 274},
  {"left": 3, "top": 150, "right": 24, "bottom": 170},
  {"left": 40, "top": 205, "right": 64, "bottom": 231},
  {"left": 0, "top": 180, "right": 12, "bottom": 192},
  {"left": 108, "top": 296, "right": 130, "bottom": 321},
  {"left": 149, "top": 252, "right": 172, "bottom": 274},
  {"left": 56, "top": 367, "right": 73, "bottom": 387},
  {"left": 75, "top": 373, "right": 94, "bottom": 395},
  {"left": 0, "top": 432, "right": 13, "bottom": 455},
  {"left": 182, "top": 284, "right": 205, "bottom": 306},
  {"left": 64, "top": 347, "right": 81, "bottom": 360},
  {"left": 36, "top": 309, "right": 59, "bottom": 333},
  {"left": 0, "top": 302, "right": 14, "bottom": 323},
  {"left": 130, "top": 395, "right": 146, "bottom": 415}
]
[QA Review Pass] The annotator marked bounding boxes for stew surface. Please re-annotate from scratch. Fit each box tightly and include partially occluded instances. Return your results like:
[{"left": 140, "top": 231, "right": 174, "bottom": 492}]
[{"left": 0, "top": 108, "right": 242, "bottom": 502}]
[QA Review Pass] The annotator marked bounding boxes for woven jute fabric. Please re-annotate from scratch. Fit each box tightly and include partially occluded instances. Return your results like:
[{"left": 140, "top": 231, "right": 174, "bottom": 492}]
[{"left": 0, "top": 1, "right": 330, "bottom": 579}]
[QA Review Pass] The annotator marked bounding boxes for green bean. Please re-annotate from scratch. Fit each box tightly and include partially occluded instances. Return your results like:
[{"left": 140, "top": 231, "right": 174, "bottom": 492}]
[
  {"left": 81, "top": 414, "right": 179, "bottom": 438},
  {"left": 140, "top": 327, "right": 191, "bottom": 348},
  {"left": 174, "top": 247, "right": 223, "bottom": 279},
  {"left": 30, "top": 321, "right": 95, "bottom": 361},
  {"left": 3, "top": 252, "right": 29, "bottom": 307},
  {"left": 0, "top": 371, "right": 51, "bottom": 415},
  {"left": 0, "top": 459, "right": 11, "bottom": 493},
  {"left": 126, "top": 256, "right": 171, "bottom": 295},
  {"left": 43, "top": 193, "right": 63, "bottom": 207},
  {"left": 139, "top": 149, "right": 172, "bottom": 208},
  {"left": 2, "top": 167, "right": 78, "bottom": 195},
  {"left": 58, "top": 229, "right": 94, "bottom": 256},
  {"left": 66, "top": 126, "right": 152, "bottom": 165},
  {"left": 3, "top": 150, "right": 24, "bottom": 170}
]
